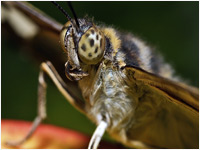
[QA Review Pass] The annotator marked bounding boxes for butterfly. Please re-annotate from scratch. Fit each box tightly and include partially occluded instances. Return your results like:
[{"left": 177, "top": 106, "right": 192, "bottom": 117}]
[{"left": 2, "top": 1, "right": 199, "bottom": 149}]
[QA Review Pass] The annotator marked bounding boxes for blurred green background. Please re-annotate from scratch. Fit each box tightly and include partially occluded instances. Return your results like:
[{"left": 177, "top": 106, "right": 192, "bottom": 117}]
[{"left": 2, "top": 1, "right": 199, "bottom": 144}]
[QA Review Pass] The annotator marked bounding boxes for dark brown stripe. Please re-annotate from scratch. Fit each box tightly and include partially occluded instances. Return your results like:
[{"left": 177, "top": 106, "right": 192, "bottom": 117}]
[{"left": 155, "top": 86, "right": 198, "bottom": 112}]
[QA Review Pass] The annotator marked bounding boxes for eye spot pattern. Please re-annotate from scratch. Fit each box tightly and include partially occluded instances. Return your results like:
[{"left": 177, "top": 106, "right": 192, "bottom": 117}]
[
  {"left": 78, "top": 27, "right": 105, "bottom": 64},
  {"left": 90, "top": 39, "right": 94, "bottom": 47},
  {"left": 81, "top": 44, "right": 86, "bottom": 51},
  {"left": 91, "top": 29, "right": 94, "bottom": 34},
  {"left": 86, "top": 33, "right": 90, "bottom": 37},
  {"left": 95, "top": 47, "right": 98, "bottom": 53}
]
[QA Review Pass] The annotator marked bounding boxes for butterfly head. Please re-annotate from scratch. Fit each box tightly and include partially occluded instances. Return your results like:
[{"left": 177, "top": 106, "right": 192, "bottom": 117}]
[
  {"left": 52, "top": 2, "right": 106, "bottom": 80},
  {"left": 60, "top": 19, "right": 105, "bottom": 65},
  {"left": 78, "top": 26, "right": 106, "bottom": 65}
]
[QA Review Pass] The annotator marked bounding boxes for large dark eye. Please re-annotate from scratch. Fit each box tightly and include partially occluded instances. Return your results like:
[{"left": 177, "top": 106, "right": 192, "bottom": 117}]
[{"left": 78, "top": 27, "right": 105, "bottom": 65}]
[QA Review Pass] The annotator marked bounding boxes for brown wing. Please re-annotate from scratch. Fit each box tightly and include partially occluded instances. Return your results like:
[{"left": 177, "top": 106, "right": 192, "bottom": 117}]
[
  {"left": 2, "top": 1, "right": 62, "bottom": 34},
  {"left": 2, "top": 1, "right": 64, "bottom": 65},
  {"left": 123, "top": 66, "right": 198, "bottom": 148},
  {"left": 2, "top": 1, "right": 83, "bottom": 99}
]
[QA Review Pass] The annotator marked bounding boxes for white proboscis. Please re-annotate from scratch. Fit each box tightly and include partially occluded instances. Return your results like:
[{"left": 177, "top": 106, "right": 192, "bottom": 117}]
[{"left": 88, "top": 120, "right": 108, "bottom": 149}]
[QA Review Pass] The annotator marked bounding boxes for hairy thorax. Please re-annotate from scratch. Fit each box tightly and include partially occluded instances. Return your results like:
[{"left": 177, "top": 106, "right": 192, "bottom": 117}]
[{"left": 78, "top": 62, "right": 138, "bottom": 134}]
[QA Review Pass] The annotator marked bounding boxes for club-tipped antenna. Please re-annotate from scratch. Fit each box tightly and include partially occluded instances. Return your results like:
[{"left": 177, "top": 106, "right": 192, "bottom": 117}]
[
  {"left": 67, "top": 2, "right": 80, "bottom": 28},
  {"left": 51, "top": 1, "right": 72, "bottom": 23}
]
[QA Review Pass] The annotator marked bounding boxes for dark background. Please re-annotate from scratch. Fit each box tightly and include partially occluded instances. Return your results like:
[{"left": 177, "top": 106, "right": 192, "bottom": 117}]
[{"left": 2, "top": 1, "right": 199, "bottom": 144}]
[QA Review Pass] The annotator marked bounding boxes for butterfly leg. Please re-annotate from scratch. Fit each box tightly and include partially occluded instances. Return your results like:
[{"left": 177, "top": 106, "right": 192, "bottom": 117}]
[
  {"left": 88, "top": 120, "right": 108, "bottom": 149},
  {"left": 6, "top": 61, "right": 85, "bottom": 147}
]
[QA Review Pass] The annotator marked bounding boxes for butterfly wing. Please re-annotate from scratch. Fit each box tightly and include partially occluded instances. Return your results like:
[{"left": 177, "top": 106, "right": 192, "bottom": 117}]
[
  {"left": 122, "top": 66, "right": 198, "bottom": 148},
  {"left": 2, "top": 1, "right": 65, "bottom": 66},
  {"left": 2, "top": 1, "right": 83, "bottom": 102},
  {"left": 2, "top": 1, "right": 62, "bottom": 35}
]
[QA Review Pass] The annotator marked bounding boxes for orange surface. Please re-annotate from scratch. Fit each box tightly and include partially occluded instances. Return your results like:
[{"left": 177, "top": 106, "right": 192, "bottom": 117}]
[
  {"left": 1, "top": 119, "right": 90, "bottom": 149},
  {"left": 1, "top": 119, "right": 122, "bottom": 149}
]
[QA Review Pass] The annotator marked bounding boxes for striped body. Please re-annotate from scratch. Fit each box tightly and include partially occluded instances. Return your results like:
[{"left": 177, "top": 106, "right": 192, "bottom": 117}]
[
  {"left": 2, "top": 2, "right": 198, "bottom": 148},
  {"left": 77, "top": 24, "right": 198, "bottom": 148},
  {"left": 106, "top": 28, "right": 176, "bottom": 80}
]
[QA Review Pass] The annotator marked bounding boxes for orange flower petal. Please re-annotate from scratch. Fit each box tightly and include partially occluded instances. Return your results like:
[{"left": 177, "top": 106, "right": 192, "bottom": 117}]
[
  {"left": 2, "top": 119, "right": 90, "bottom": 149},
  {"left": 1, "top": 120, "right": 122, "bottom": 149}
]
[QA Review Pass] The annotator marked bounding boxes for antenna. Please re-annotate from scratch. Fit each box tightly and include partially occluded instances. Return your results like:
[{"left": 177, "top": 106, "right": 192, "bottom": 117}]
[
  {"left": 51, "top": 1, "right": 80, "bottom": 31},
  {"left": 67, "top": 2, "right": 80, "bottom": 28},
  {"left": 51, "top": 1, "right": 72, "bottom": 23}
]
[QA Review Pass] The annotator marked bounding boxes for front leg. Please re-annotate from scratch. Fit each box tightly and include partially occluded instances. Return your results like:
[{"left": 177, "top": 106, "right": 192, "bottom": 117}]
[
  {"left": 65, "top": 61, "right": 88, "bottom": 81},
  {"left": 6, "top": 61, "right": 86, "bottom": 146}
]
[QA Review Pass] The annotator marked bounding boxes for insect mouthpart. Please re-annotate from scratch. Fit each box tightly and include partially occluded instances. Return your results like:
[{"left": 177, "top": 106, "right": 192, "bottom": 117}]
[{"left": 60, "top": 20, "right": 107, "bottom": 81}]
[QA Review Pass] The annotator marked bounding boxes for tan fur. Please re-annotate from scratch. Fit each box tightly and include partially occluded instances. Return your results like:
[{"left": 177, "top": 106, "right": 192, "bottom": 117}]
[
  {"left": 131, "top": 36, "right": 152, "bottom": 72},
  {"left": 101, "top": 27, "right": 121, "bottom": 57}
]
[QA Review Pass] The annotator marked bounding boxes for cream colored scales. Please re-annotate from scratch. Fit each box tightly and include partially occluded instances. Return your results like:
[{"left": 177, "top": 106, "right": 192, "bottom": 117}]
[
  {"left": 78, "top": 27, "right": 106, "bottom": 65},
  {"left": 2, "top": 1, "right": 198, "bottom": 149}
]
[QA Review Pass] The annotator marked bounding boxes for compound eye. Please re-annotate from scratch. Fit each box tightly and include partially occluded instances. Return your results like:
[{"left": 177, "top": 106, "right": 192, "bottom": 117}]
[
  {"left": 78, "top": 27, "right": 105, "bottom": 65},
  {"left": 60, "top": 21, "right": 71, "bottom": 52}
]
